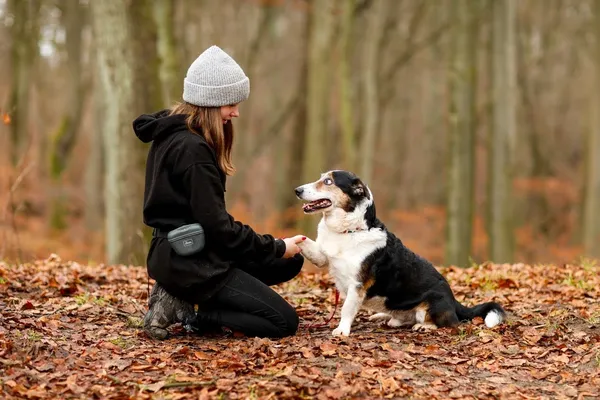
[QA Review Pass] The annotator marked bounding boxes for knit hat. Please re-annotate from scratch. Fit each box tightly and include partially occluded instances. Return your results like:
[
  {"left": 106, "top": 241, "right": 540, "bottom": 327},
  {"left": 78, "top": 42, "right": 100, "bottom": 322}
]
[{"left": 183, "top": 45, "right": 250, "bottom": 107}]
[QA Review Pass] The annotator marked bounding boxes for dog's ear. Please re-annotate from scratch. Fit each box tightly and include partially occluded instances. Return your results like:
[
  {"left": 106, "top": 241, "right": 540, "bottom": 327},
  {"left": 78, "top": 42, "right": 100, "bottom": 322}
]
[{"left": 351, "top": 179, "right": 367, "bottom": 197}]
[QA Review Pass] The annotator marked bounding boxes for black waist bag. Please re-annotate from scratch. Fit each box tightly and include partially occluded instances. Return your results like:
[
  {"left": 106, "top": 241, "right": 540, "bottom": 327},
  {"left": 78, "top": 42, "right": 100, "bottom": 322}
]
[{"left": 167, "top": 223, "right": 205, "bottom": 256}]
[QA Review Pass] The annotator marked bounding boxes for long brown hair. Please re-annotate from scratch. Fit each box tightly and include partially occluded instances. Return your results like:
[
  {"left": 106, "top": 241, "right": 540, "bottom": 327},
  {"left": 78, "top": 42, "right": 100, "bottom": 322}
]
[{"left": 169, "top": 102, "right": 235, "bottom": 175}]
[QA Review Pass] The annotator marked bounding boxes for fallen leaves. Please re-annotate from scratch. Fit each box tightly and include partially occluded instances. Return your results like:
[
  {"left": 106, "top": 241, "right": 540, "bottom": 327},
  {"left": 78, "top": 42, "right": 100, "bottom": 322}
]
[{"left": 0, "top": 255, "right": 599, "bottom": 399}]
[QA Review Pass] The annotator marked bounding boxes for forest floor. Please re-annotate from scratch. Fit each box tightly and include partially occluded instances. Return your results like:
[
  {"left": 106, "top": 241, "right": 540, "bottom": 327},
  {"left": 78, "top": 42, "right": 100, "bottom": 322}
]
[{"left": 0, "top": 255, "right": 599, "bottom": 399}]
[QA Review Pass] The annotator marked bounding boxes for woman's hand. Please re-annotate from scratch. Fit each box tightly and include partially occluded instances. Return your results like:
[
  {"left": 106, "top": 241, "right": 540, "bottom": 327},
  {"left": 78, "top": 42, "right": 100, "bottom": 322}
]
[{"left": 282, "top": 235, "right": 306, "bottom": 258}]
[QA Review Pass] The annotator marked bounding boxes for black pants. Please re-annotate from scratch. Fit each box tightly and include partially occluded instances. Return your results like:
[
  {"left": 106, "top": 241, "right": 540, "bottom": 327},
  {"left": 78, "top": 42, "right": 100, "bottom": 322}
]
[{"left": 194, "top": 254, "right": 303, "bottom": 338}]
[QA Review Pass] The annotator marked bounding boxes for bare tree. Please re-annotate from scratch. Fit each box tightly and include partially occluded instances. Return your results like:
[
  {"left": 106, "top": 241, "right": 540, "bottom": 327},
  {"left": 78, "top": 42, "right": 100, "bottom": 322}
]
[
  {"left": 84, "top": 63, "right": 105, "bottom": 232},
  {"left": 299, "top": 0, "right": 336, "bottom": 234},
  {"left": 338, "top": 0, "right": 356, "bottom": 171},
  {"left": 359, "top": 0, "right": 386, "bottom": 184},
  {"left": 582, "top": 0, "right": 600, "bottom": 258},
  {"left": 488, "top": 0, "right": 516, "bottom": 263},
  {"left": 154, "top": 0, "right": 181, "bottom": 105},
  {"left": 49, "top": 0, "right": 87, "bottom": 230},
  {"left": 7, "top": 0, "right": 40, "bottom": 166},
  {"left": 445, "top": 0, "right": 479, "bottom": 268},
  {"left": 91, "top": 0, "right": 144, "bottom": 265},
  {"left": 130, "top": 0, "right": 164, "bottom": 113}
]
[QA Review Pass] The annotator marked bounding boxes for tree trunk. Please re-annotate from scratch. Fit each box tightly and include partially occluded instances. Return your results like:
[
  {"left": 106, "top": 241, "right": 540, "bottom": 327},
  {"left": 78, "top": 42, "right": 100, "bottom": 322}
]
[
  {"left": 488, "top": 0, "right": 516, "bottom": 263},
  {"left": 299, "top": 0, "right": 336, "bottom": 234},
  {"left": 338, "top": 0, "right": 356, "bottom": 171},
  {"left": 445, "top": 0, "right": 478, "bottom": 268},
  {"left": 49, "top": 0, "right": 86, "bottom": 230},
  {"left": 8, "top": 0, "right": 40, "bottom": 166},
  {"left": 359, "top": 0, "right": 386, "bottom": 184},
  {"left": 228, "top": 4, "right": 278, "bottom": 200},
  {"left": 154, "top": 0, "right": 181, "bottom": 105},
  {"left": 91, "top": 1, "right": 144, "bottom": 265},
  {"left": 130, "top": 0, "right": 164, "bottom": 114},
  {"left": 582, "top": 0, "right": 600, "bottom": 258},
  {"left": 279, "top": 10, "right": 310, "bottom": 229},
  {"left": 85, "top": 62, "right": 105, "bottom": 232}
]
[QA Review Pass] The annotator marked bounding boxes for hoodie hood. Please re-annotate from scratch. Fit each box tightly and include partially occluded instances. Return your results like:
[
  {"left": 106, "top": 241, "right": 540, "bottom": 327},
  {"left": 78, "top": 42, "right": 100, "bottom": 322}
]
[{"left": 133, "top": 109, "right": 189, "bottom": 143}]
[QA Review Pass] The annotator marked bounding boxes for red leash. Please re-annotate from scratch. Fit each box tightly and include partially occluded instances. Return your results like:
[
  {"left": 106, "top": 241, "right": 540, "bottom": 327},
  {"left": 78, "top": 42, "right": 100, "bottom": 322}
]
[{"left": 302, "top": 288, "right": 340, "bottom": 330}]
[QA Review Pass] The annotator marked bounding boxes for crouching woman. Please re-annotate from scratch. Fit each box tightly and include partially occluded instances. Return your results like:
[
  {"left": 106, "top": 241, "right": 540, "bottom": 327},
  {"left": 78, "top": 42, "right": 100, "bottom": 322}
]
[{"left": 132, "top": 45, "right": 306, "bottom": 340}]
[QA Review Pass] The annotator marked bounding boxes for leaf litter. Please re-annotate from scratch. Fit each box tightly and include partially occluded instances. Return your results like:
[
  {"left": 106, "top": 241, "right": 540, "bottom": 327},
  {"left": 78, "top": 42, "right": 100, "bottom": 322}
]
[{"left": 0, "top": 254, "right": 599, "bottom": 399}]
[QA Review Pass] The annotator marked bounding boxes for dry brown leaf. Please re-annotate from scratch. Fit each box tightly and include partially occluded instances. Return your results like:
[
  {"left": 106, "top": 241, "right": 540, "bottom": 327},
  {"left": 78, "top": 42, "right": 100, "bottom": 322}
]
[{"left": 320, "top": 342, "right": 337, "bottom": 356}]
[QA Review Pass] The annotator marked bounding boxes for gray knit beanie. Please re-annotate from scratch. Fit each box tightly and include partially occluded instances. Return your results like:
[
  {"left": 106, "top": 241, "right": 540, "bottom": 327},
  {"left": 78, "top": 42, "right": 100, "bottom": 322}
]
[{"left": 183, "top": 45, "right": 250, "bottom": 107}]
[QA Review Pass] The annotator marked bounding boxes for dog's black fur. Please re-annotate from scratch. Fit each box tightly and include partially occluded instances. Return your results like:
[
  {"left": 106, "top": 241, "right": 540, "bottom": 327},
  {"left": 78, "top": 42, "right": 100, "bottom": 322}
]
[{"left": 297, "top": 170, "right": 506, "bottom": 333}]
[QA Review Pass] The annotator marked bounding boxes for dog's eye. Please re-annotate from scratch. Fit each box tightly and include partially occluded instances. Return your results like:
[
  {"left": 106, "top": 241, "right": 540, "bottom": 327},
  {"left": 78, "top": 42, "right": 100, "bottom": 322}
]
[{"left": 324, "top": 178, "right": 332, "bottom": 185}]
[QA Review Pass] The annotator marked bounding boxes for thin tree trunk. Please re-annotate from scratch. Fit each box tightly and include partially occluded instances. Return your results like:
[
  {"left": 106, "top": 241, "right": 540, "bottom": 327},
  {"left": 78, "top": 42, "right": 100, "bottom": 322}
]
[
  {"left": 280, "top": 11, "right": 310, "bottom": 229},
  {"left": 299, "top": 0, "right": 336, "bottom": 234},
  {"left": 85, "top": 62, "right": 105, "bottom": 232},
  {"left": 359, "top": 0, "right": 386, "bottom": 184},
  {"left": 228, "top": 4, "right": 278, "bottom": 200},
  {"left": 338, "top": 0, "right": 356, "bottom": 171},
  {"left": 582, "top": 0, "right": 600, "bottom": 258},
  {"left": 91, "top": 1, "right": 144, "bottom": 265},
  {"left": 49, "top": 0, "right": 86, "bottom": 230},
  {"left": 445, "top": 0, "right": 478, "bottom": 268},
  {"left": 130, "top": 0, "right": 164, "bottom": 113},
  {"left": 154, "top": 0, "right": 181, "bottom": 105},
  {"left": 8, "top": 0, "right": 40, "bottom": 166},
  {"left": 488, "top": 0, "right": 516, "bottom": 263}
]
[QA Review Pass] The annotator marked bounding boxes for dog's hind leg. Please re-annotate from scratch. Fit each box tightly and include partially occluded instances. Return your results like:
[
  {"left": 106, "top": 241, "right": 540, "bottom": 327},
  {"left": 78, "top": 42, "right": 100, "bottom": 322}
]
[
  {"left": 427, "top": 294, "right": 460, "bottom": 328},
  {"left": 368, "top": 312, "right": 391, "bottom": 321},
  {"left": 410, "top": 302, "right": 438, "bottom": 332},
  {"left": 297, "top": 238, "right": 328, "bottom": 268},
  {"left": 387, "top": 310, "right": 417, "bottom": 328},
  {"left": 332, "top": 284, "right": 365, "bottom": 337}
]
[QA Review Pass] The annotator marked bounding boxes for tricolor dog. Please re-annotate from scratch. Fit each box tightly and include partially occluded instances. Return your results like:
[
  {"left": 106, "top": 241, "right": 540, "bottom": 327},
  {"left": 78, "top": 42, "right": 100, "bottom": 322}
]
[{"left": 295, "top": 170, "right": 506, "bottom": 337}]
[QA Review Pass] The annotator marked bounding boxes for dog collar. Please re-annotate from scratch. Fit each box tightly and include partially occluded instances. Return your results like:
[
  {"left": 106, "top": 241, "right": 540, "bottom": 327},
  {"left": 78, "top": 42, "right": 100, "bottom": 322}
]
[{"left": 342, "top": 228, "right": 366, "bottom": 234}]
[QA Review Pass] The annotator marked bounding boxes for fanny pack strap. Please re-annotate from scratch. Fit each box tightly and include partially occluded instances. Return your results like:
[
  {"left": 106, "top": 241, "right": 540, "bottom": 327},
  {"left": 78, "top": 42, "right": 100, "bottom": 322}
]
[{"left": 152, "top": 228, "right": 169, "bottom": 238}]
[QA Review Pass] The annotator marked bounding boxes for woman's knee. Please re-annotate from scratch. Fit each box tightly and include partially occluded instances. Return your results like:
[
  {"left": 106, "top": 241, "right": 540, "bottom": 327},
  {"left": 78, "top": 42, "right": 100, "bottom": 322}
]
[{"left": 277, "top": 302, "right": 299, "bottom": 337}]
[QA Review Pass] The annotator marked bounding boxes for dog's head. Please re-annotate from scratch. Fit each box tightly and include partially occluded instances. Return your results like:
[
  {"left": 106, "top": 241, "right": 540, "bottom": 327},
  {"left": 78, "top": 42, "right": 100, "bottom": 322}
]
[{"left": 294, "top": 170, "right": 373, "bottom": 217}]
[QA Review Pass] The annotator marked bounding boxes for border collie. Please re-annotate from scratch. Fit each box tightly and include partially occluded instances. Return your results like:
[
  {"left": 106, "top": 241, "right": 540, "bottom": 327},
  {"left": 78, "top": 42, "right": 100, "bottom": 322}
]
[{"left": 295, "top": 170, "right": 506, "bottom": 337}]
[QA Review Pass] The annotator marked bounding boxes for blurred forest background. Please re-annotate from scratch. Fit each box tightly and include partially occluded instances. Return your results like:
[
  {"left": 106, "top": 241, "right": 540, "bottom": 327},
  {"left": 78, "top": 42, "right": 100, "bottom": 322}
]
[{"left": 0, "top": 0, "right": 599, "bottom": 269}]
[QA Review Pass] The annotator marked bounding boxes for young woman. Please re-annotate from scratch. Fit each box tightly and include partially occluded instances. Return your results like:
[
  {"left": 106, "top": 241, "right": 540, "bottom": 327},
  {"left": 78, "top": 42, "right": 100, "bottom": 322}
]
[{"left": 133, "top": 45, "right": 306, "bottom": 340}]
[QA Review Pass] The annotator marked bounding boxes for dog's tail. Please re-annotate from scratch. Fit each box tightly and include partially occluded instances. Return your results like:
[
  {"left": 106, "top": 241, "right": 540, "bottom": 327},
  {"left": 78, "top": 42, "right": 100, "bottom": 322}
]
[{"left": 454, "top": 300, "right": 506, "bottom": 328}]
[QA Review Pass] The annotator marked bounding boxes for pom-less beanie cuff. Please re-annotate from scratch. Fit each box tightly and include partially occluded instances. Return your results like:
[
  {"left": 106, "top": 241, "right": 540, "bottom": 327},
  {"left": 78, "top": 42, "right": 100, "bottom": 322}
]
[{"left": 183, "top": 77, "right": 250, "bottom": 107}]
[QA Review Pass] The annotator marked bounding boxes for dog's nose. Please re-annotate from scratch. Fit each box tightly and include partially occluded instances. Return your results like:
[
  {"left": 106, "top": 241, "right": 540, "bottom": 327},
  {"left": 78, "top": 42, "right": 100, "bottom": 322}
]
[{"left": 294, "top": 187, "right": 304, "bottom": 196}]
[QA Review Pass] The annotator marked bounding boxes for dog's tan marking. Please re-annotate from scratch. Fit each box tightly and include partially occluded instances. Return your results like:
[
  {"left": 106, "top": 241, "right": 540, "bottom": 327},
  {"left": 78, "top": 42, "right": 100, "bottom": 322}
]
[
  {"left": 313, "top": 172, "right": 353, "bottom": 211},
  {"left": 315, "top": 172, "right": 334, "bottom": 191},
  {"left": 362, "top": 277, "right": 375, "bottom": 291},
  {"left": 414, "top": 302, "right": 432, "bottom": 323}
]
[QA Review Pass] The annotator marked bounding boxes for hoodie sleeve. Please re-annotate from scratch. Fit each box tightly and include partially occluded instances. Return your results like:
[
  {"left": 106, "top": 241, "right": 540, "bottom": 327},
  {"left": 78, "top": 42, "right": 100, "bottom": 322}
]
[{"left": 182, "top": 162, "right": 286, "bottom": 262}]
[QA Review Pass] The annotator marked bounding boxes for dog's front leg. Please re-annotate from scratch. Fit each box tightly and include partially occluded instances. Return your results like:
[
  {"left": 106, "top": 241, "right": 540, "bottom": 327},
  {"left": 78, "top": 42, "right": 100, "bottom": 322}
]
[
  {"left": 332, "top": 284, "right": 364, "bottom": 337},
  {"left": 297, "top": 238, "right": 328, "bottom": 268}
]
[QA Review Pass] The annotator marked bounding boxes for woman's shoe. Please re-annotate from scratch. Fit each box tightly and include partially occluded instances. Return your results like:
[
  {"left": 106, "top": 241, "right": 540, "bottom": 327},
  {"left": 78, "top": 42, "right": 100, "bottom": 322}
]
[{"left": 143, "top": 283, "right": 195, "bottom": 340}]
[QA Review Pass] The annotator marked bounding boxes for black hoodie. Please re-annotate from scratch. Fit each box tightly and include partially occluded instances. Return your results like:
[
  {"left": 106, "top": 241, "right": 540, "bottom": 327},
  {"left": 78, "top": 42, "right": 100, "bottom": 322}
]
[{"left": 133, "top": 110, "right": 286, "bottom": 302}]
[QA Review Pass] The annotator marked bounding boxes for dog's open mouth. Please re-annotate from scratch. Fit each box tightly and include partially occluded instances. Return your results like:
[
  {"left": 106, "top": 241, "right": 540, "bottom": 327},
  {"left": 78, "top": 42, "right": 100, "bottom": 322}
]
[{"left": 302, "top": 199, "right": 332, "bottom": 213}]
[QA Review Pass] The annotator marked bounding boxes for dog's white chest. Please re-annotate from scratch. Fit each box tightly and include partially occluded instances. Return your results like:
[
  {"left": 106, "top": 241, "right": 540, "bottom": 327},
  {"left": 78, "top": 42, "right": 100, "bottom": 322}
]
[{"left": 317, "top": 228, "right": 386, "bottom": 294}]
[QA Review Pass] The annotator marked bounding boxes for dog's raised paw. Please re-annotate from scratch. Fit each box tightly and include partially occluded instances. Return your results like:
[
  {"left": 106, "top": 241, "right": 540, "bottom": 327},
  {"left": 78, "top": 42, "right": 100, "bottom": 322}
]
[{"left": 412, "top": 323, "right": 437, "bottom": 332}]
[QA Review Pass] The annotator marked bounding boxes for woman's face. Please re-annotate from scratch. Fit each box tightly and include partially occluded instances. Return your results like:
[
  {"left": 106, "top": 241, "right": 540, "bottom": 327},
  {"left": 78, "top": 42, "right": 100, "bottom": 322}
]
[{"left": 220, "top": 104, "right": 239, "bottom": 124}]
